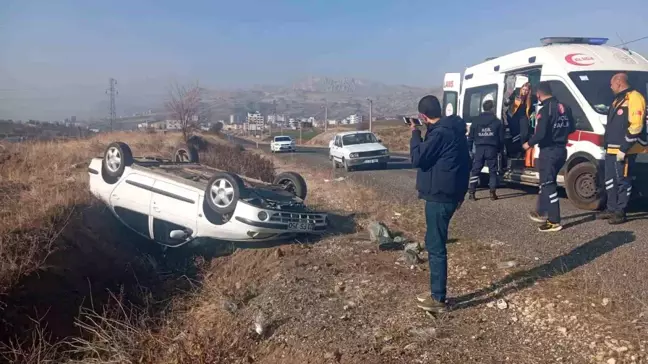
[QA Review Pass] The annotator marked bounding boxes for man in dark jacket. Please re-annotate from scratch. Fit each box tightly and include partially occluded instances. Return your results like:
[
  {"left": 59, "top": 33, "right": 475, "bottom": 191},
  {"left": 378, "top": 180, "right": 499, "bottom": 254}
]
[
  {"left": 467, "top": 97, "right": 505, "bottom": 201},
  {"left": 410, "top": 95, "right": 471, "bottom": 313},
  {"left": 523, "top": 81, "right": 575, "bottom": 232}
]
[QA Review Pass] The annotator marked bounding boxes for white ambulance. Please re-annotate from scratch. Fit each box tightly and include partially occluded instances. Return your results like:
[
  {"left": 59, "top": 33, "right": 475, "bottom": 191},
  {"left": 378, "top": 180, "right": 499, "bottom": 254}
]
[{"left": 442, "top": 37, "right": 648, "bottom": 211}]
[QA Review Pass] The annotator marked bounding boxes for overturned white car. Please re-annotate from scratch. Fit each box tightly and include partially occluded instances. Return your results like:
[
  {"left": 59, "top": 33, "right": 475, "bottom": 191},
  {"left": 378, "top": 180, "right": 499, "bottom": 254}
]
[{"left": 89, "top": 141, "right": 329, "bottom": 247}]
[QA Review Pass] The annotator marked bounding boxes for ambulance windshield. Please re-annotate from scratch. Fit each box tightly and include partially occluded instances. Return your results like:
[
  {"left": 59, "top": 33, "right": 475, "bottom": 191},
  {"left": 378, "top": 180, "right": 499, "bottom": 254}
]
[{"left": 569, "top": 71, "right": 648, "bottom": 114}]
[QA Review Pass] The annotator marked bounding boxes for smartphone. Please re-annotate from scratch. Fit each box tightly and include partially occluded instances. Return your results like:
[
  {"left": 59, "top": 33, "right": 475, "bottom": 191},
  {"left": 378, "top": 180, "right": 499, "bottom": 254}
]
[{"left": 403, "top": 116, "right": 423, "bottom": 126}]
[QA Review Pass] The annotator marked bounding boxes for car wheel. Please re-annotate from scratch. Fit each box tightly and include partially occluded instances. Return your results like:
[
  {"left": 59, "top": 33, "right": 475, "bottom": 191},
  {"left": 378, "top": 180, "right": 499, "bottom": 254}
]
[
  {"left": 101, "top": 141, "right": 134, "bottom": 183},
  {"left": 205, "top": 172, "right": 247, "bottom": 214},
  {"left": 565, "top": 162, "right": 603, "bottom": 211},
  {"left": 273, "top": 171, "right": 307, "bottom": 200},
  {"left": 174, "top": 143, "right": 199, "bottom": 163}
]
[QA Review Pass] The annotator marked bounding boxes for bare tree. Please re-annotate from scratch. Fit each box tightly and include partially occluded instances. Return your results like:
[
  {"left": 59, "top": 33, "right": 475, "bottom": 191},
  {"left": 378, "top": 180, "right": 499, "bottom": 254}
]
[{"left": 165, "top": 81, "right": 202, "bottom": 141}]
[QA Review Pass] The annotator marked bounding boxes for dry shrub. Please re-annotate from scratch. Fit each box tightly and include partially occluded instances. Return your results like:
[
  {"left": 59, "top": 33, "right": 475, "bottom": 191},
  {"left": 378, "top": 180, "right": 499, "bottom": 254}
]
[
  {"left": 373, "top": 126, "right": 410, "bottom": 152},
  {"left": 200, "top": 143, "right": 275, "bottom": 182}
]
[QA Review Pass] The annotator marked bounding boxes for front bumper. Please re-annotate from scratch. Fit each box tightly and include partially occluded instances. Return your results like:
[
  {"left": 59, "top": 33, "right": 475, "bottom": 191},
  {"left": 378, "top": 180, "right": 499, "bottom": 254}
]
[
  {"left": 199, "top": 200, "right": 328, "bottom": 242},
  {"left": 347, "top": 155, "right": 389, "bottom": 166},
  {"left": 272, "top": 144, "right": 296, "bottom": 151}
]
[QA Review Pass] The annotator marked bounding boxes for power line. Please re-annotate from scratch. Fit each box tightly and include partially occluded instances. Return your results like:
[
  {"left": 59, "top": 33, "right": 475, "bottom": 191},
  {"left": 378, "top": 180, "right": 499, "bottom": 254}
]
[{"left": 614, "top": 35, "right": 648, "bottom": 47}]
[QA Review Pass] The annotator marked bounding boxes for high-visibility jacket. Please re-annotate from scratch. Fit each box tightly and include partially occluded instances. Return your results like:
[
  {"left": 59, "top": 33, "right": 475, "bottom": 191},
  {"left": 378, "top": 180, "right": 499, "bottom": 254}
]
[{"left": 605, "top": 88, "right": 647, "bottom": 155}]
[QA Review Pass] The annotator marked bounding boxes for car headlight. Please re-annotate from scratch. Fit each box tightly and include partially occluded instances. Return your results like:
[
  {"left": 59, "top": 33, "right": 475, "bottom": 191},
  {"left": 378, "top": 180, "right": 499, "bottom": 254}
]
[
  {"left": 349, "top": 153, "right": 359, "bottom": 158},
  {"left": 258, "top": 211, "right": 269, "bottom": 221}
]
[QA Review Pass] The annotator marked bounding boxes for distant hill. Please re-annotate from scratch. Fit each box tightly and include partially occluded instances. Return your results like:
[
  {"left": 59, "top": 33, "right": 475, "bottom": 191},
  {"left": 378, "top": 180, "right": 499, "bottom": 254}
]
[
  {"left": 197, "top": 76, "right": 442, "bottom": 121},
  {"left": 82, "top": 76, "right": 442, "bottom": 126}
]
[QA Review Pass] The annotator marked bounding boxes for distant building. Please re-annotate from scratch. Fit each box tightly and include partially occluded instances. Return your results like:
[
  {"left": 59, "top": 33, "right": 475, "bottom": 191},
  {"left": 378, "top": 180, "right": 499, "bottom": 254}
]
[
  {"left": 165, "top": 120, "right": 182, "bottom": 130},
  {"left": 71, "top": 116, "right": 77, "bottom": 123},
  {"left": 346, "top": 114, "right": 363, "bottom": 124},
  {"left": 247, "top": 111, "right": 264, "bottom": 124},
  {"left": 229, "top": 115, "right": 235, "bottom": 124},
  {"left": 327, "top": 119, "right": 338, "bottom": 125}
]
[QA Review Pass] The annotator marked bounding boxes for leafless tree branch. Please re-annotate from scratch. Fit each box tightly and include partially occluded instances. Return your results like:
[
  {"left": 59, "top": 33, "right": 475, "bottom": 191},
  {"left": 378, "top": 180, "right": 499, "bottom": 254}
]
[{"left": 164, "top": 81, "right": 202, "bottom": 141}]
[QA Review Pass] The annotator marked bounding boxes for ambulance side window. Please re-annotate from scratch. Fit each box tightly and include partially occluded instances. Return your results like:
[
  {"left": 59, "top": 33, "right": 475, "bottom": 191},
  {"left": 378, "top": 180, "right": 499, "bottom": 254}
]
[
  {"left": 546, "top": 80, "right": 593, "bottom": 132},
  {"left": 462, "top": 84, "right": 498, "bottom": 124}
]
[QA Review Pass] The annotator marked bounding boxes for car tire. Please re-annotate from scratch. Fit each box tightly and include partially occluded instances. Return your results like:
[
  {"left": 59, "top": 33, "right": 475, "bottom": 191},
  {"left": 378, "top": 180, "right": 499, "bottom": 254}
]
[
  {"left": 273, "top": 171, "right": 308, "bottom": 200},
  {"left": 174, "top": 143, "right": 199, "bottom": 163},
  {"left": 101, "top": 141, "right": 134, "bottom": 183},
  {"left": 205, "top": 172, "right": 247, "bottom": 214},
  {"left": 565, "top": 162, "right": 603, "bottom": 211}
]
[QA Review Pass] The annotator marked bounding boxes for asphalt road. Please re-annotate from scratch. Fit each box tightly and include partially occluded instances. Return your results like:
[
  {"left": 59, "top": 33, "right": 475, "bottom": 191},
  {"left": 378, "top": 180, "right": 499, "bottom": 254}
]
[{"left": 229, "top": 135, "right": 648, "bottom": 303}]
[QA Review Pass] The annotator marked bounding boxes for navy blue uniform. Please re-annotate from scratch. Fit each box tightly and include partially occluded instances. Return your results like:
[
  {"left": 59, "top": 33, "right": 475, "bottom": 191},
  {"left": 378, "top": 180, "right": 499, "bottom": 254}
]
[
  {"left": 467, "top": 112, "right": 504, "bottom": 192},
  {"left": 527, "top": 97, "right": 575, "bottom": 224}
]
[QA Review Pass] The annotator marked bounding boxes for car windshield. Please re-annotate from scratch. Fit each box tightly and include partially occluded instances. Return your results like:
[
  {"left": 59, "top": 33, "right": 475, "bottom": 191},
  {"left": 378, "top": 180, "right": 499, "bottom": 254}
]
[
  {"left": 342, "top": 133, "right": 378, "bottom": 146},
  {"left": 274, "top": 136, "right": 291, "bottom": 142},
  {"left": 568, "top": 71, "right": 648, "bottom": 114}
]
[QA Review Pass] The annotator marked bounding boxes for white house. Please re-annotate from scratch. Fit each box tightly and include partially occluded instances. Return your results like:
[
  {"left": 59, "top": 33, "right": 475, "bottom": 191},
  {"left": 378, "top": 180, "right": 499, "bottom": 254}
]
[
  {"left": 166, "top": 120, "right": 182, "bottom": 130},
  {"left": 247, "top": 111, "right": 264, "bottom": 124}
]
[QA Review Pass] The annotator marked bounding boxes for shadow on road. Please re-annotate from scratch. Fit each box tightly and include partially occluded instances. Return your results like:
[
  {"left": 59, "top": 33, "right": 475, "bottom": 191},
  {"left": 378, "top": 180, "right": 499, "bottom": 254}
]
[{"left": 452, "top": 231, "right": 636, "bottom": 310}]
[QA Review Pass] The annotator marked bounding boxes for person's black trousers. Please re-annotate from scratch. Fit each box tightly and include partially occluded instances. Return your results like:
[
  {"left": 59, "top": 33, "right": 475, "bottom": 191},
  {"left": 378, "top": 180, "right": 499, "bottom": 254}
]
[
  {"left": 469, "top": 146, "right": 498, "bottom": 192},
  {"left": 424, "top": 200, "right": 458, "bottom": 303},
  {"left": 604, "top": 153, "right": 636, "bottom": 214},
  {"left": 535, "top": 146, "right": 567, "bottom": 224}
]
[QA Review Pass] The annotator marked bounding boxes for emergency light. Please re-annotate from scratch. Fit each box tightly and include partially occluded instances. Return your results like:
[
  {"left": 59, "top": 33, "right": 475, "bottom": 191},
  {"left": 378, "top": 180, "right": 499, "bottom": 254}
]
[{"left": 540, "top": 37, "right": 609, "bottom": 46}]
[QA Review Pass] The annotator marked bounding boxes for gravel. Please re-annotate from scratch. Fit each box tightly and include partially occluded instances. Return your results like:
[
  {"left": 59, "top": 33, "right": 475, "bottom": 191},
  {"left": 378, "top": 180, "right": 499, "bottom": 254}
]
[{"left": 232, "top": 136, "right": 648, "bottom": 310}]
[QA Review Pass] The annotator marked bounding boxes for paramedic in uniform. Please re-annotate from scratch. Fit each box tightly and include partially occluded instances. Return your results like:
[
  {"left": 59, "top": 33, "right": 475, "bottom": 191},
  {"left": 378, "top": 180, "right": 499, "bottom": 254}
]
[
  {"left": 467, "top": 96, "right": 505, "bottom": 201},
  {"left": 598, "top": 73, "right": 647, "bottom": 224},
  {"left": 523, "top": 81, "right": 575, "bottom": 232}
]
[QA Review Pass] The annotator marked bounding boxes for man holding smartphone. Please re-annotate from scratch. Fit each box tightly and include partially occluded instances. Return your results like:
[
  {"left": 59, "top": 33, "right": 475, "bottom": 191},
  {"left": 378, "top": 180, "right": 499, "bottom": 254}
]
[{"left": 410, "top": 95, "right": 471, "bottom": 313}]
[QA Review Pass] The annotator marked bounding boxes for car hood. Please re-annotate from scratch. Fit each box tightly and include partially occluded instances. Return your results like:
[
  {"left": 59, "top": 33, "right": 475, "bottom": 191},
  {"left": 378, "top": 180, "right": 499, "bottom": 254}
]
[
  {"left": 343, "top": 143, "right": 387, "bottom": 153},
  {"left": 273, "top": 140, "right": 294, "bottom": 144}
]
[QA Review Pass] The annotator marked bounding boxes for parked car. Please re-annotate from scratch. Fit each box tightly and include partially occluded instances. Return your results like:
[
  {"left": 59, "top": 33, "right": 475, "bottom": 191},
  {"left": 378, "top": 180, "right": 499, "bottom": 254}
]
[
  {"left": 328, "top": 131, "right": 390, "bottom": 171},
  {"left": 89, "top": 141, "right": 328, "bottom": 247},
  {"left": 271, "top": 135, "right": 296, "bottom": 153}
]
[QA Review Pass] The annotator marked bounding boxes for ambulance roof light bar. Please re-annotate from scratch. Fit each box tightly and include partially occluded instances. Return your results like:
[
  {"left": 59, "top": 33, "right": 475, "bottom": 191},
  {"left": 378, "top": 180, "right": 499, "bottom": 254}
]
[{"left": 540, "top": 37, "right": 609, "bottom": 46}]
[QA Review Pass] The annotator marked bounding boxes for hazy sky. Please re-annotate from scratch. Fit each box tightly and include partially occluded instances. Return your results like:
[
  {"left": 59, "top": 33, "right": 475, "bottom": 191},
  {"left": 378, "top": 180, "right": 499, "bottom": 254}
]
[{"left": 1, "top": 0, "right": 647, "bottom": 120}]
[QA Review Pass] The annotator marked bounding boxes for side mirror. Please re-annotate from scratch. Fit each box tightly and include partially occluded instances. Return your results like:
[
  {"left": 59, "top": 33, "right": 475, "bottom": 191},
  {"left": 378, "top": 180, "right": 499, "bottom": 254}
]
[
  {"left": 378, "top": 139, "right": 382, "bottom": 143},
  {"left": 169, "top": 229, "right": 189, "bottom": 240}
]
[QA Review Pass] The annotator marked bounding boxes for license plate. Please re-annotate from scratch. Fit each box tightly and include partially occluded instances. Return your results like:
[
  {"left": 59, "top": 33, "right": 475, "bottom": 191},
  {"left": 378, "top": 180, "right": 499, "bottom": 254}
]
[
  {"left": 364, "top": 159, "right": 379, "bottom": 163},
  {"left": 288, "top": 222, "right": 314, "bottom": 231}
]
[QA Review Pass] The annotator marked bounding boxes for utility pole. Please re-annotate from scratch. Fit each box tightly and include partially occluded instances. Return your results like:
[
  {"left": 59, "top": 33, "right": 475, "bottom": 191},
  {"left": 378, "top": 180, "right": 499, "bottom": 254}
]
[
  {"left": 324, "top": 99, "right": 328, "bottom": 132},
  {"left": 272, "top": 100, "right": 276, "bottom": 137},
  {"left": 106, "top": 78, "right": 117, "bottom": 132},
  {"left": 367, "top": 98, "right": 373, "bottom": 131},
  {"left": 299, "top": 118, "right": 302, "bottom": 145}
]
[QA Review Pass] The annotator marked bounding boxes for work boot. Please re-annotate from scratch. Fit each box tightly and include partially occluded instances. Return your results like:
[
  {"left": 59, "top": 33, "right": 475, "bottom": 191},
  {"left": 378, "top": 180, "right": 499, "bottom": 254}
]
[
  {"left": 468, "top": 192, "right": 476, "bottom": 201},
  {"left": 528, "top": 211, "right": 546, "bottom": 223},
  {"left": 608, "top": 211, "right": 627, "bottom": 225},
  {"left": 416, "top": 297, "right": 448, "bottom": 314},
  {"left": 597, "top": 210, "right": 615, "bottom": 220},
  {"left": 490, "top": 190, "right": 498, "bottom": 201},
  {"left": 538, "top": 221, "right": 563, "bottom": 232}
]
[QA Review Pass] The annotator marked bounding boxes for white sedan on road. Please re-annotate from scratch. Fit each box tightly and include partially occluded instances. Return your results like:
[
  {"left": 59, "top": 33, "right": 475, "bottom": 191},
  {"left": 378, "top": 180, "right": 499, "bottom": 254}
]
[
  {"left": 329, "top": 130, "right": 390, "bottom": 171},
  {"left": 270, "top": 135, "right": 296, "bottom": 153},
  {"left": 89, "top": 141, "right": 328, "bottom": 248}
]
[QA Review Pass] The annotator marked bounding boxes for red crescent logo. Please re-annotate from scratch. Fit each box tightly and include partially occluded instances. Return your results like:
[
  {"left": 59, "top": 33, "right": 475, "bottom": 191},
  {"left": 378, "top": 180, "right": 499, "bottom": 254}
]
[
  {"left": 565, "top": 53, "right": 595, "bottom": 66},
  {"left": 617, "top": 109, "right": 624, "bottom": 115}
]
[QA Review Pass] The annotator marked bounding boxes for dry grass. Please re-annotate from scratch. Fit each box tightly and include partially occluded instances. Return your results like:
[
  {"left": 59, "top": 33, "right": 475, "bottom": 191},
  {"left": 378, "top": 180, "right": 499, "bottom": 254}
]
[{"left": 0, "top": 132, "right": 180, "bottom": 295}]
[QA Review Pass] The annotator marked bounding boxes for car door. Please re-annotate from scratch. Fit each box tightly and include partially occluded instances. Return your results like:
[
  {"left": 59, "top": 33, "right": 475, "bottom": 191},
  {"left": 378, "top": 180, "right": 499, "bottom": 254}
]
[
  {"left": 331, "top": 136, "right": 341, "bottom": 160},
  {"left": 442, "top": 73, "right": 461, "bottom": 117},
  {"left": 109, "top": 173, "right": 154, "bottom": 239},
  {"left": 150, "top": 179, "right": 200, "bottom": 245}
]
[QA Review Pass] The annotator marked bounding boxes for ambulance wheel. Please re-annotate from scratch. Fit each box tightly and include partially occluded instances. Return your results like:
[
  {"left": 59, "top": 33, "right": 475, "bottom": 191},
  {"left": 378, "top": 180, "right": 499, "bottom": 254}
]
[{"left": 565, "top": 162, "right": 603, "bottom": 211}]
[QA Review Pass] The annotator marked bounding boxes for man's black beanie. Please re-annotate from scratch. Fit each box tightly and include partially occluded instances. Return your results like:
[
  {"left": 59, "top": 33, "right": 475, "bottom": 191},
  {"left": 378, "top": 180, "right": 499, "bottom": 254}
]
[{"left": 418, "top": 95, "right": 442, "bottom": 119}]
